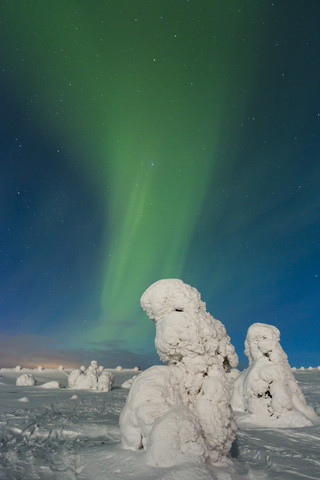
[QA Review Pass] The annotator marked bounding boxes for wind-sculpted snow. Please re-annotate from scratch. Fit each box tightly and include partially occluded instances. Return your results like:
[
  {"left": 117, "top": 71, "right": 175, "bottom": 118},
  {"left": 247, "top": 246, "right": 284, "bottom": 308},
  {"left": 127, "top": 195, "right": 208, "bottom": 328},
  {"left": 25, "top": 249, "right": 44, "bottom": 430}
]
[
  {"left": 231, "top": 323, "right": 319, "bottom": 427},
  {"left": 120, "top": 279, "right": 238, "bottom": 466}
]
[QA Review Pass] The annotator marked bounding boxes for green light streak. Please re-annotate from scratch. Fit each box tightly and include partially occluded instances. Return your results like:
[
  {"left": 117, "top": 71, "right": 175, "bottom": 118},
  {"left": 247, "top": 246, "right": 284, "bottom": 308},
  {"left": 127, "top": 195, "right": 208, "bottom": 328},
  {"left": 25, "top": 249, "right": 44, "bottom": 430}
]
[{"left": 1, "top": 1, "right": 262, "bottom": 351}]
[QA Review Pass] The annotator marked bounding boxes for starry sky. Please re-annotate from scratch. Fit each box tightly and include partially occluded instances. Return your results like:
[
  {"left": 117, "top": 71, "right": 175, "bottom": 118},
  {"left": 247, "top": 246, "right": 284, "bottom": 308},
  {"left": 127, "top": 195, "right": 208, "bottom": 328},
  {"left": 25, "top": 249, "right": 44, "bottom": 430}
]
[{"left": 1, "top": 1, "right": 319, "bottom": 369}]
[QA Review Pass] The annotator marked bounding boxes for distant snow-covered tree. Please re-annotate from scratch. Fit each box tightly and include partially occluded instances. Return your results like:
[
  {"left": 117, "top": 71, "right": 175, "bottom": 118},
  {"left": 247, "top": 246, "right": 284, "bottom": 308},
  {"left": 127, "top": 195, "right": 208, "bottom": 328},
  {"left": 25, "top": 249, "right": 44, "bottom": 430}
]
[{"left": 231, "top": 323, "right": 319, "bottom": 427}]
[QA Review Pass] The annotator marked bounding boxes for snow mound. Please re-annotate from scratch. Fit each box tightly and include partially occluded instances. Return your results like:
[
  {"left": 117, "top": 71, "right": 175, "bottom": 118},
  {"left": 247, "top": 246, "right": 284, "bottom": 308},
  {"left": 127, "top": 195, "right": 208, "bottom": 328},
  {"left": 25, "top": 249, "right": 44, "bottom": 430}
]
[
  {"left": 146, "top": 405, "right": 209, "bottom": 467},
  {"left": 121, "top": 376, "right": 137, "bottom": 389},
  {"left": 120, "top": 279, "right": 238, "bottom": 466},
  {"left": 40, "top": 381, "right": 61, "bottom": 389},
  {"left": 231, "top": 323, "right": 319, "bottom": 427},
  {"left": 17, "top": 396, "right": 29, "bottom": 402},
  {"left": 16, "top": 374, "right": 37, "bottom": 386}
]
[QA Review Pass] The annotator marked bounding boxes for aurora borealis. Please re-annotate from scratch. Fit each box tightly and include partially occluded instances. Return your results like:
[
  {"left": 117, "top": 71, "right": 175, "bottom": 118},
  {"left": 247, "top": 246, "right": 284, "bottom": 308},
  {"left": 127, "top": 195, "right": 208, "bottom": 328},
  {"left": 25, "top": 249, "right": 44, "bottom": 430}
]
[{"left": 1, "top": 1, "right": 320, "bottom": 368}]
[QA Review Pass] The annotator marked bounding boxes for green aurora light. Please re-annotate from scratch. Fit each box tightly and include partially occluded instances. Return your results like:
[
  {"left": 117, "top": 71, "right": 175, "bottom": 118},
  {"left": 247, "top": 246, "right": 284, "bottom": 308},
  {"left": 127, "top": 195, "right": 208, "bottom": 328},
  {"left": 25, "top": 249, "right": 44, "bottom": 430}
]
[{"left": 1, "top": 1, "right": 263, "bottom": 352}]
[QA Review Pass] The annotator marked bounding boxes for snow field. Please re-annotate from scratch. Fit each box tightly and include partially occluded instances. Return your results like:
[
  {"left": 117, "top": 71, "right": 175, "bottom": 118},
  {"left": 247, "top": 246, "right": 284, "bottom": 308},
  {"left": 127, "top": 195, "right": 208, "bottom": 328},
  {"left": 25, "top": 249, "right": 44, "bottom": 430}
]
[{"left": 0, "top": 367, "right": 319, "bottom": 479}]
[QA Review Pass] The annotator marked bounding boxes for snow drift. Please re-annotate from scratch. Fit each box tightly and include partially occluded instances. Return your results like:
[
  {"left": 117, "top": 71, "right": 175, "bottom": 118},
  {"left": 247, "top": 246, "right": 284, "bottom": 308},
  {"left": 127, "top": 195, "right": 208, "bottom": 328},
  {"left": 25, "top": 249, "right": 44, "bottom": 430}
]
[
  {"left": 40, "top": 380, "right": 61, "bottom": 389},
  {"left": 120, "top": 278, "right": 238, "bottom": 466},
  {"left": 231, "top": 323, "right": 319, "bottom": 427}
]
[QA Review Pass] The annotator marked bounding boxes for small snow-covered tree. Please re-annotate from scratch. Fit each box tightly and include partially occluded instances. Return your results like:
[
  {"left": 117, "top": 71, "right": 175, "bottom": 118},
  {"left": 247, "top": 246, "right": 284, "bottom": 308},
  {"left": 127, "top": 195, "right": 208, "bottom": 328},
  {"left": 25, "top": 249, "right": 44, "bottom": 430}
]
[
  {"left": 120, "top": 279, "right": 238, "bottom": 466},
  {"left": 67, "top": 362, "right": 114, "bottom": 391},
  {"left": 231, "top": 323, "right": 319, "bottom": 427},
  {"left": 97, "top": 371, "right": 114, "bottom": 392},
  {"left": 16, "top": 373, "right": 37, "bottom": 386}
]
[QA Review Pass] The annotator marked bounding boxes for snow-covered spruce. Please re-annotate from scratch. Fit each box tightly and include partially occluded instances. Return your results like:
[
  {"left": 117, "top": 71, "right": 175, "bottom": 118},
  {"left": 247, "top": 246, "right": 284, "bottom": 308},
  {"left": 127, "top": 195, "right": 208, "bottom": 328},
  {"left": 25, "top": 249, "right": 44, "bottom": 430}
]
[
  {"left": 231, "top": 323, "right": 319, "bottom": 427},
  {"left": 97, "top": 371, "right": 114, "bottom": 392},
  {"left": 16, "top": 373, "right": 37, "bottom": 386},
  {"left": 67, "top": 361, "right": 114, "bottom": 391},
  {"left": 120, "top": 278, "right": 238, "bottom": 466}
]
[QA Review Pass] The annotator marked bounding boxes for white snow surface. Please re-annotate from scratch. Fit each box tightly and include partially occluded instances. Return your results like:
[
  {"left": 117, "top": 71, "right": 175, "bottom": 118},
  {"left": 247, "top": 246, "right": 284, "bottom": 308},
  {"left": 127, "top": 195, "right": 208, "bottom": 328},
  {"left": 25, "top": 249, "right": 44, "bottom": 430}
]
[
  {"left": 121, "top": 279, "right": 238, "bottom": 466},
  {"left": 231, "top": 323, "right": 319, "bottom": 428},
  {"left": 0, "top": 366, "right": 320, "bottom": 479}
]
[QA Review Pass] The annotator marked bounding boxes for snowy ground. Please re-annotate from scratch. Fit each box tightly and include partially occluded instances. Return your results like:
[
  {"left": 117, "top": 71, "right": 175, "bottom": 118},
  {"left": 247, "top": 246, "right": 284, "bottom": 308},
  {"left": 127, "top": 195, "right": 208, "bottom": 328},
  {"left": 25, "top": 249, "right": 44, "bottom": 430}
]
[{"left": 0, "top": 367, "right": 319, "bottom": 480}]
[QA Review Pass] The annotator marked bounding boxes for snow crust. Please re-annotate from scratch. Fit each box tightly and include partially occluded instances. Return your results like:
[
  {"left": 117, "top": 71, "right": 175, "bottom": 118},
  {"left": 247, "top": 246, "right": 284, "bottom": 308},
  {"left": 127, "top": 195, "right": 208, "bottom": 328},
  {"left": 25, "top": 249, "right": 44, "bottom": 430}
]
[
  {"left": 16, "top": 373, "right": 37, "bottom": 386},
  {"left": 120, "top": 279, "right": 238, "bottom": 466},
  {"left": 67, "top": 361, "right": 114, "bottom": 392},
  {"left": 231, "top": 323, "right": 319, "bottom": 427}
]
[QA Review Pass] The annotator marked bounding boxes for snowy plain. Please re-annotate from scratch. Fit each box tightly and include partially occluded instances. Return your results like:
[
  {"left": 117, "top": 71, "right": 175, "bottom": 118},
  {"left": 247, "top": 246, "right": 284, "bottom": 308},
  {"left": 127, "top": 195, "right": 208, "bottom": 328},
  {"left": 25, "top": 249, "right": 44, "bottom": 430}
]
[{"left": 0, "top": 367, "right": 319, "bottom": 480}]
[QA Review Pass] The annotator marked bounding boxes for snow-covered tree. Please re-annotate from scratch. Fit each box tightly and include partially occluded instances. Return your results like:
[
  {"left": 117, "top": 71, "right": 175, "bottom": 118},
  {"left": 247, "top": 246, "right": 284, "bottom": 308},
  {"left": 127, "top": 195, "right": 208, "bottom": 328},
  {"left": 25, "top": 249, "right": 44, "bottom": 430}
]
[
  {"left": 231, "top": 323, "right": 319, "bottom": 427},
  {"left": 67, "top": 361, "right": 113, "bottom": 391},
  {"left": 97, "top": 371, "right": 114, "bottom": 392},
  {"left": 120, "top": 279, "right": 238, "bottom": 466},
  {"left": 16, "top": 373, "right": 37, "bottom": 386}
]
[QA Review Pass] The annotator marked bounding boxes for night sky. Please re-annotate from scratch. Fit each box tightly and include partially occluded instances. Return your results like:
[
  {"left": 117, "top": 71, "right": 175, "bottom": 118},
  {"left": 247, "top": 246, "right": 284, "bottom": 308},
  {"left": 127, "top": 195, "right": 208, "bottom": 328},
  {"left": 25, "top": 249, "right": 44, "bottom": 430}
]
[{"left": 1, "top": 1, "right": 319, "bottom": 369}]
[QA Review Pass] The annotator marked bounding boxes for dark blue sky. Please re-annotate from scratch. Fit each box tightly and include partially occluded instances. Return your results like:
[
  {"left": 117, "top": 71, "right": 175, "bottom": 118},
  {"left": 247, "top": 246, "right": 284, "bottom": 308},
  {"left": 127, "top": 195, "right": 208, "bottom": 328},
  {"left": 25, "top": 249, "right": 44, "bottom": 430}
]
[{"left": 1, "top": 1, "right": 319, "bottom": 368}]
